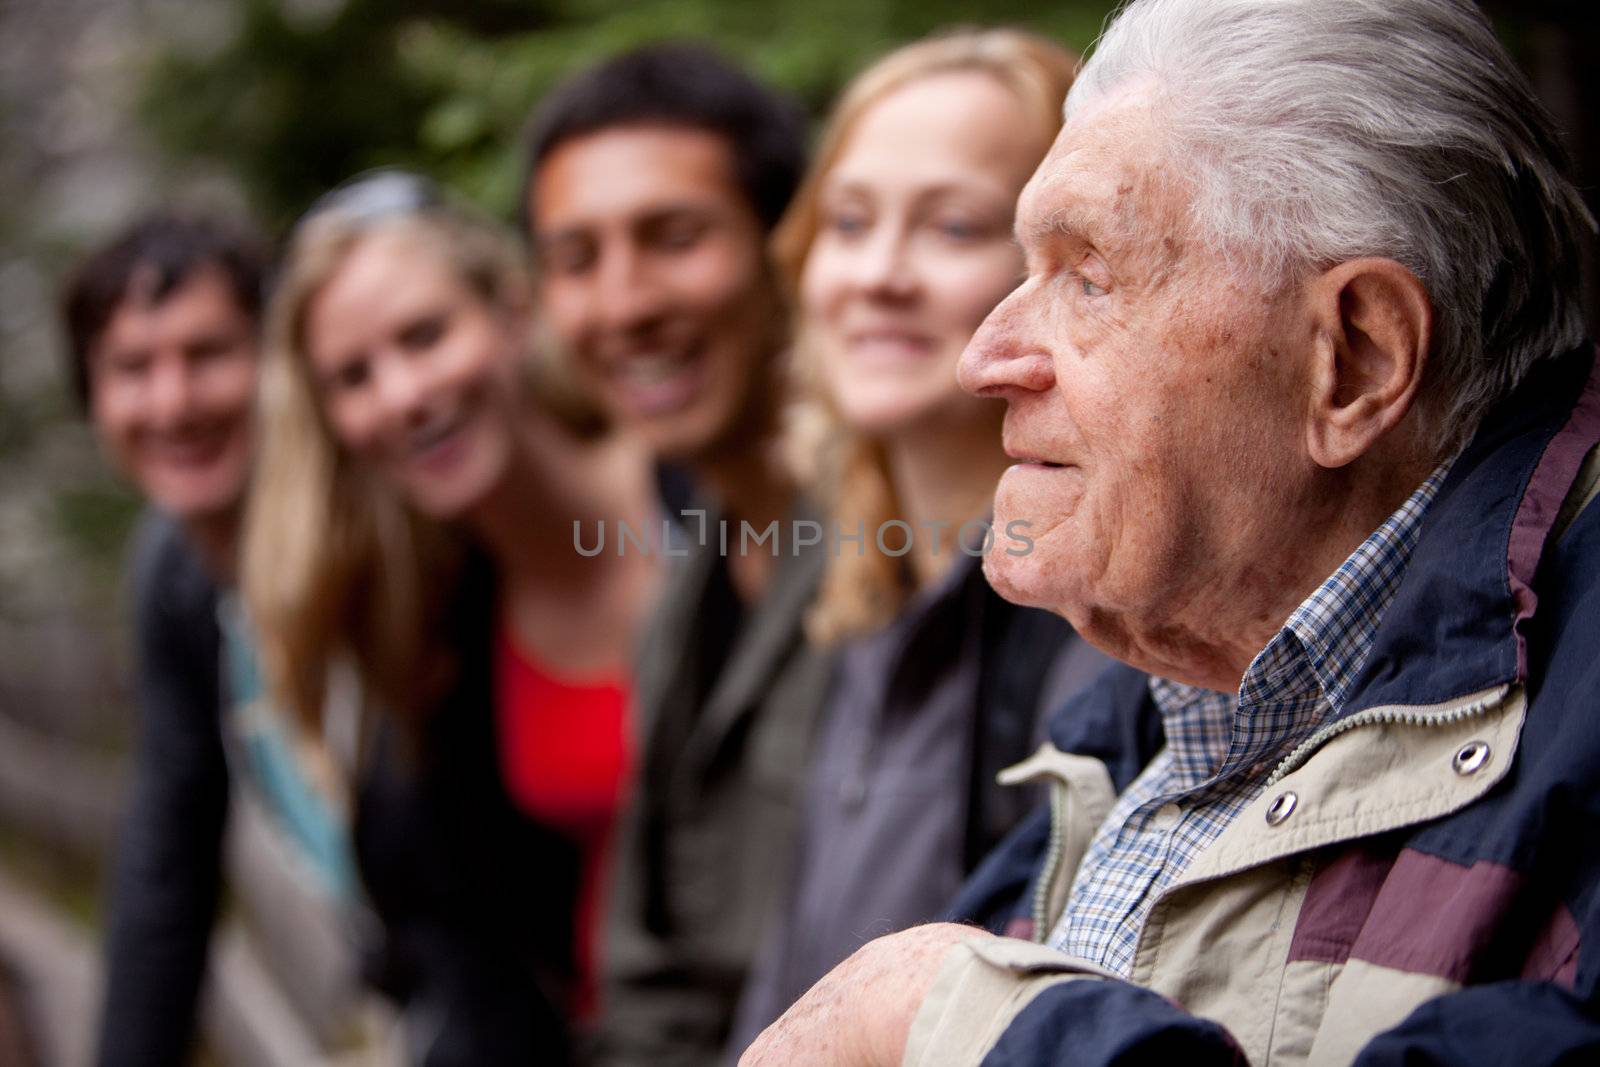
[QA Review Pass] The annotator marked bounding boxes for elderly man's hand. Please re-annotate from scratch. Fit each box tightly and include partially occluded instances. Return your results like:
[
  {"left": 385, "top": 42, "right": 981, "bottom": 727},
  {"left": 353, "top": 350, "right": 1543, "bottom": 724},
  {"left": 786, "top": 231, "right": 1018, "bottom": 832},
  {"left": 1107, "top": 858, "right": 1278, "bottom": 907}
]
[{"left": 739, "top": 923, "right": 993, "bottom": 1067}]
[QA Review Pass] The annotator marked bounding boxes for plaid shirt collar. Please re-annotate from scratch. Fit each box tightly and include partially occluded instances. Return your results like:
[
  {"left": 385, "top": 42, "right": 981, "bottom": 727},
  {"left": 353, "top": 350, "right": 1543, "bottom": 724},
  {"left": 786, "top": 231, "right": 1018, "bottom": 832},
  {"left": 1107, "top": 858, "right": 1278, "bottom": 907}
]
[{"left": 1148, "top": 462, "right": 1453, "bottom": 788}]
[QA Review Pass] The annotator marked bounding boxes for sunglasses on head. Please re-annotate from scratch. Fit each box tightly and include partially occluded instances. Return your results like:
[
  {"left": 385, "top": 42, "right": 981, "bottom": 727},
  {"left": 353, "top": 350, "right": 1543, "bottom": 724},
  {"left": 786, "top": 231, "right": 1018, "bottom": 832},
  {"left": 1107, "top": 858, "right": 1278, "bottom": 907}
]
[{"left": 298, "top": 168, "right": 445, "bottom": 229}]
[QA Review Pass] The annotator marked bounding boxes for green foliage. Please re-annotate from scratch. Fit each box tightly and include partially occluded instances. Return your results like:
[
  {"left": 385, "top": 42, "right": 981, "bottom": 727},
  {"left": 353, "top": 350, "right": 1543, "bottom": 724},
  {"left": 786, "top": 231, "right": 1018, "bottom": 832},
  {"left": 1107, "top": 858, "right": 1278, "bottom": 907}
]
[
  {"left": 139, "top": 0, "right": 1116, "bottom": 228},
  {"left": 49, "top": 483, "right": 142, "bottom": 572}
]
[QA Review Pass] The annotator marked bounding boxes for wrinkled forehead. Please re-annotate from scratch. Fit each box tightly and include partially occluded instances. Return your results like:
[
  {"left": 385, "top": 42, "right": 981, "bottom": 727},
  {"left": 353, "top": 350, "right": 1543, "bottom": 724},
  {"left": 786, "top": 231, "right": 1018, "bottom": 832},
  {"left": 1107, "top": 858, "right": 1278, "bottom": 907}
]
[{"left": 1016, "top": 86, "right": 1185, "bottom": 256}]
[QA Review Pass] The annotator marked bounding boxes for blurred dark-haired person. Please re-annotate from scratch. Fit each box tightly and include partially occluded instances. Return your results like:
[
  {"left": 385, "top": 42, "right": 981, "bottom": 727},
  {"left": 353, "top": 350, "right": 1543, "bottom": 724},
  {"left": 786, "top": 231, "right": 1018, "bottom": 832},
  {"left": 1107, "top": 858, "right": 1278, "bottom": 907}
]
[
  {"left": 62, "top": 211, "right": 270, "bottom": 1067},
  {"left": 63, "top": 212, "right": 262, "bottom": 575},
  {"left": 245, "top": 175, "right": 659, "bottom": 1065},
  {"left": 724, "top": 29, "right": 1141, "bottom": 1059},
  {"left": 523, "top": 43, "right": 833, "bottom": 1065}
]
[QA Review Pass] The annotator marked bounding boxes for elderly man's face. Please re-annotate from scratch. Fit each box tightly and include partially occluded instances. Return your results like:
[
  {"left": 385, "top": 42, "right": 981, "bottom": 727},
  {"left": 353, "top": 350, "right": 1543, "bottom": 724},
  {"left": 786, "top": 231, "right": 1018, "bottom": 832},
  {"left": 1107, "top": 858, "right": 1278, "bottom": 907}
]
[{"left": 960, "top": 88, "right": 1318, "bottom": 677}]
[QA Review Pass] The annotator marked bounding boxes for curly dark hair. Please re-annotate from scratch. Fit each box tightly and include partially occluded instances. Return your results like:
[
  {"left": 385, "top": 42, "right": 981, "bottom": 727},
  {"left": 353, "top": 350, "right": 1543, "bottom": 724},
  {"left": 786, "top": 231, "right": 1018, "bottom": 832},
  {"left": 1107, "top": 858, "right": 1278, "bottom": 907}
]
[{"left": 60, "top": 211, "right": 268, "bottom": 408}]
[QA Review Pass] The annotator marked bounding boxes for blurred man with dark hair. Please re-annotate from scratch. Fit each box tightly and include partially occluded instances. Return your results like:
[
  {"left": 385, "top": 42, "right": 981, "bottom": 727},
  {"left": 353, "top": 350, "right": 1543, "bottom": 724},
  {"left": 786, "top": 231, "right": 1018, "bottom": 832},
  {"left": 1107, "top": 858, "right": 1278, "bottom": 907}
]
[
  {"left": 63, "top": 212, "right": 264, "bottom": 574},
  {"left": 524, "top": 42, "right": 806, "bottom": 480},
  {"left": 64, "top": 211, "right": 265, "bottom": 1066},
  {"left": 520, "top": 41, "right": 806, "bottom": 237},
  {"left": 523, "top": 44, "right": 834, "bottom": 1066}
]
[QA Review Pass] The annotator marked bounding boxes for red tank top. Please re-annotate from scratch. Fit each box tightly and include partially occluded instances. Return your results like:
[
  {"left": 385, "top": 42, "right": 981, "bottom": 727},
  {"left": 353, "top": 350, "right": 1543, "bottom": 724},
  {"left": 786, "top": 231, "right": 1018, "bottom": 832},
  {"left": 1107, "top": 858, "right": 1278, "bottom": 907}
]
[{"left": 495, "top": 624, "right": 632, "bottom": 1020}]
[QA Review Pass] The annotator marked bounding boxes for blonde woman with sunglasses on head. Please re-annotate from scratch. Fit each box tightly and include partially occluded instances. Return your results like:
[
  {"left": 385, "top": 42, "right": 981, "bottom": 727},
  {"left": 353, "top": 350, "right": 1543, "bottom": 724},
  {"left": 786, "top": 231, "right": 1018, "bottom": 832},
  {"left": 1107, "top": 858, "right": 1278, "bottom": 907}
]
[{"left": 243, "top": 173, "right": 660, "bottom": 1065}]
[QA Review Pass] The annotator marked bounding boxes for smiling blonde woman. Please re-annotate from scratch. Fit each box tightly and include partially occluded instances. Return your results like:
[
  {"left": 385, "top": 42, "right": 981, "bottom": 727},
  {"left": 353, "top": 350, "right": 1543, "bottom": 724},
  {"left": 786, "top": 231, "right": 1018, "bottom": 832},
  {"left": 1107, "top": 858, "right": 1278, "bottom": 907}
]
[{"left": 243, "top": 174, "right": 660, "bottom": 1064}]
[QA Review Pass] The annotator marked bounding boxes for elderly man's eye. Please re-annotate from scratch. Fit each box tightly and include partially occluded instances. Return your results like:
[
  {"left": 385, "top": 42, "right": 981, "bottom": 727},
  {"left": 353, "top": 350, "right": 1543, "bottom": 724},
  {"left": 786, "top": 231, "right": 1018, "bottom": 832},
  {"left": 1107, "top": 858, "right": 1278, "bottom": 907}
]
[{"left": 1075, "top": 273, "right": 1107, "bottom": 297}]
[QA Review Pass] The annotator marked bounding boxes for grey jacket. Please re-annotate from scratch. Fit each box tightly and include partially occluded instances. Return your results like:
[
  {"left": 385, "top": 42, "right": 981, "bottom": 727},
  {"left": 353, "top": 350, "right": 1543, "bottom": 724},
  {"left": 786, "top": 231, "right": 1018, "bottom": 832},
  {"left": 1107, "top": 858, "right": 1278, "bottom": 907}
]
[{"left": 594, "top": 500, "right": 834, "bottom": 1066}]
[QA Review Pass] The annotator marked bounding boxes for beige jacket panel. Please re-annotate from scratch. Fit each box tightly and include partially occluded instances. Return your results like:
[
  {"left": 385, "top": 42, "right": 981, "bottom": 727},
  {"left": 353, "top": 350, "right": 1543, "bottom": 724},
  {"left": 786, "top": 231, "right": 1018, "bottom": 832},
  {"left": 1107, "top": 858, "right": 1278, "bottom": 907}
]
[
  {"left": 1133, "top": 858, "right": 1315, "bottom": 1065},
  {"left": 903, "top": 938, "right": 1116, "bottom": 1067},
  {"left": 1306, "top": 959, "right": 1456, "bottom": 1066}
]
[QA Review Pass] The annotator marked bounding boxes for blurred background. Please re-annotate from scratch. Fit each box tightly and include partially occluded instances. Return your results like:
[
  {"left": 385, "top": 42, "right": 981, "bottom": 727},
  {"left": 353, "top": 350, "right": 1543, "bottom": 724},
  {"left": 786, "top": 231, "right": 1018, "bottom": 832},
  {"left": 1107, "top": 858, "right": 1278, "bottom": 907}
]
[{"left": 0, "top": 0, "right": 1593, "bottom": 1063}]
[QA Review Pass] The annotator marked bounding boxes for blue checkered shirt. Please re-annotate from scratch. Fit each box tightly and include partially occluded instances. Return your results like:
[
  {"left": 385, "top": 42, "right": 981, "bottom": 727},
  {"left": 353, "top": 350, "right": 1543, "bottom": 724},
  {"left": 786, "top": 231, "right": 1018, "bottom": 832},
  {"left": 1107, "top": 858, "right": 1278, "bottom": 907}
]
[{"left": 1047, "top": 464, "right": 1452, "bottom": 975}]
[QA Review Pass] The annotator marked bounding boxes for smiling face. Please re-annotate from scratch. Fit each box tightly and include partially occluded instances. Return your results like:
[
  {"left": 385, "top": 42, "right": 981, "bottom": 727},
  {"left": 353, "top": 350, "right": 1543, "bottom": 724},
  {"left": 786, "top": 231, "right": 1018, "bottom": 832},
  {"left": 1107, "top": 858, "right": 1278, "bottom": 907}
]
[
  {"left": 304, "top": 229, "right": 526, "bottom": 521},
  {"left": 800, "top": 72, "right": 1045, "bottom": 439},
  {"left": 959, "top": 86, "right": 1320, "bottom": 682},
  {"left": 530, "top": 125, "right": 781, "bottom": 463},
  {"left": 88, "top": 267, "right": 258, "bottom": 524}
]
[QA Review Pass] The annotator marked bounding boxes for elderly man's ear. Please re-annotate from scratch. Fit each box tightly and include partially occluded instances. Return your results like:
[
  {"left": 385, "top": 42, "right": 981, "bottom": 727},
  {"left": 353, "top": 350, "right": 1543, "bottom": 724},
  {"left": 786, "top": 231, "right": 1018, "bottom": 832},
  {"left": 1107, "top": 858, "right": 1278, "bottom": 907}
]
[{"left": 1303, "top": 257, "right": 1432, "bottom": 469}]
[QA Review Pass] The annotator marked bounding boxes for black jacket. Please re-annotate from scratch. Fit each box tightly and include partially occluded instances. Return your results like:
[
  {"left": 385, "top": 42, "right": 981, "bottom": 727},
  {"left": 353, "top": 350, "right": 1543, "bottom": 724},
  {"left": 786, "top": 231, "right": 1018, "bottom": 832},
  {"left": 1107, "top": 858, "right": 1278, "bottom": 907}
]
[
  {"left": 96, "top": 510, "right": 229, "bottom": 1067},
  {"left": 355, "top": 551, "right": 578, "bottom": 1066}
]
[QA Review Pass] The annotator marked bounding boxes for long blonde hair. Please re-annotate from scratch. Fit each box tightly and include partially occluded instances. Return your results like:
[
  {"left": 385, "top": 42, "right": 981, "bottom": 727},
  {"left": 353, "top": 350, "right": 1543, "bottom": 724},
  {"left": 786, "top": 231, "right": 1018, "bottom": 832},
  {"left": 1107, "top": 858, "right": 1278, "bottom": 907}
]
[
  {"left": 243, "top": 198, "right": 584, "bottom": 733},
  {"left": 775, "top": 28, "right": 1078, "bottom": 643}
]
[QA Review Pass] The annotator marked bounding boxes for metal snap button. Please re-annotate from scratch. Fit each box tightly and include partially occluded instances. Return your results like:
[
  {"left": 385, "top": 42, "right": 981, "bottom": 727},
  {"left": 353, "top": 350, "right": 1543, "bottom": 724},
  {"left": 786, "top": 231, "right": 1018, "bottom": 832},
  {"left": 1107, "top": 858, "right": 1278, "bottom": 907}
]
[
  {"left": 1265, "top": 791, "right": 1298, "bottom": 826},
  {"left": 1453, "top": 740, "right": 1491, "bottom": 776}
]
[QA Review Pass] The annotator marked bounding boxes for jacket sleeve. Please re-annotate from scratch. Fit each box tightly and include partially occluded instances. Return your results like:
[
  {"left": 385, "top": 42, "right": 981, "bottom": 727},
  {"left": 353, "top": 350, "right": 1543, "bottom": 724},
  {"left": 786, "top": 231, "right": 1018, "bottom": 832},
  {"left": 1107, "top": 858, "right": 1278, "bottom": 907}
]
[
  {"left": 904, "top": 937, "right": 1243, "bottom": 1067},
  {"left": 1351, "top": 981, "right": 1600, "bottom": 1065},
  {"left": 96, "top": 519, "right": 229, "bottom": 1067},
  {"left": 908, "top": 947, "right": 1600, "bottom": 1067}
]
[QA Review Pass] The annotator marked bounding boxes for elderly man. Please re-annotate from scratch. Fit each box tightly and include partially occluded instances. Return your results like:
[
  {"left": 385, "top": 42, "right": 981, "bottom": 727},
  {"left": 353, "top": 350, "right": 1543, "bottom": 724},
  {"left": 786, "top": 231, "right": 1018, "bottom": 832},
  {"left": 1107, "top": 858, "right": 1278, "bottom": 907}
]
[{"left": 743, "top": 0, "right": 1600, "bottom": 1064}]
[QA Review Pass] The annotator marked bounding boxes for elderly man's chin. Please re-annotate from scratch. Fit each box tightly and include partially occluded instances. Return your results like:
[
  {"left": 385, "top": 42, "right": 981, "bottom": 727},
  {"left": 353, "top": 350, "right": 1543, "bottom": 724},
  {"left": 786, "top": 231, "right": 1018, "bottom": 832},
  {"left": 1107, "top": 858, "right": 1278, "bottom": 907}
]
[
  {"left": 982, "top": 542, "right": 1055, "bottom": 614},
  {"left": 984, "top": 462, "right": 1088, "bottom": 614}
]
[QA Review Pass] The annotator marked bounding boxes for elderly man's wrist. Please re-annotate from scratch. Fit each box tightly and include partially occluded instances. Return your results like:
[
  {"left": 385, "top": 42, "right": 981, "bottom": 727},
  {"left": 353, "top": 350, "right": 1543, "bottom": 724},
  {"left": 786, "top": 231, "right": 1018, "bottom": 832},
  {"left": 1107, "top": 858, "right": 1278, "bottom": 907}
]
[{"left": 861, "top": 924, "right": 996, "bottom": 1065}]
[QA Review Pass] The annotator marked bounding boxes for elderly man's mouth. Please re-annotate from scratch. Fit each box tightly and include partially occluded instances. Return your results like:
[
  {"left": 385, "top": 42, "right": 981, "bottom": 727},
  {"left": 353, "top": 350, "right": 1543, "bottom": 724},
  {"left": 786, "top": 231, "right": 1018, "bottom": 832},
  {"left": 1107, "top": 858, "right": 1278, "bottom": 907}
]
[{"left": 1002, "top": 438, "right": 1071, "bottom": 467}]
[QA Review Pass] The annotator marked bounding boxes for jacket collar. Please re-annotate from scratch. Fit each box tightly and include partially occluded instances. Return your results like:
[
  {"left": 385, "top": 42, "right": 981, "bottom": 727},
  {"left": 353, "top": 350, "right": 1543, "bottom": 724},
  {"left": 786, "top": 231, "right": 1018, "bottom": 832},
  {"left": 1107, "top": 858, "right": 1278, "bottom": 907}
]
[{"left": 1343, "top": 343, "right": 1600, "bottom": 716}]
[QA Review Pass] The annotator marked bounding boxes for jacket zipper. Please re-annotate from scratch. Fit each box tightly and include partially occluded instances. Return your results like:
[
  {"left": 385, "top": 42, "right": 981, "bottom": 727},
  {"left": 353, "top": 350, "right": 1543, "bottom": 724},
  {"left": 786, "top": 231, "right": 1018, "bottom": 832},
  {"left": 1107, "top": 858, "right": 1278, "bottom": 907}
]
[
  {"left": 1032, "top": 782, "right": 1071, "bottom": 943},
  {"left": 1262, "top": 688, "right": 1504, "bottom": 789},
  {"left": 1123, "top": 686, "right": 1510, "bottom": 986}
]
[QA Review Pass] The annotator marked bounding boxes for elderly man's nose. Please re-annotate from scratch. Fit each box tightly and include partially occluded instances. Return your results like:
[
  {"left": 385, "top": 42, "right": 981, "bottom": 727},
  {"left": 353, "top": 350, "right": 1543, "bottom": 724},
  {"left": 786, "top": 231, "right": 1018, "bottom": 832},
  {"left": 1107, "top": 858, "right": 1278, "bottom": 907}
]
[{"left": 958, "top": 299, "right": 1056, "bottom": 397}]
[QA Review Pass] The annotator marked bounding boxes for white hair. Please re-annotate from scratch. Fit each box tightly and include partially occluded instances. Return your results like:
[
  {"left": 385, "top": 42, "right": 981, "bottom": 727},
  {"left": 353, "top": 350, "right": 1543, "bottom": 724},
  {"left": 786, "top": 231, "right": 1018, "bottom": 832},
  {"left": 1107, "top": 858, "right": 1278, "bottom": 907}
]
[{"left": 1071, "top": 0, "right": 1593, "bottom": 451}]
